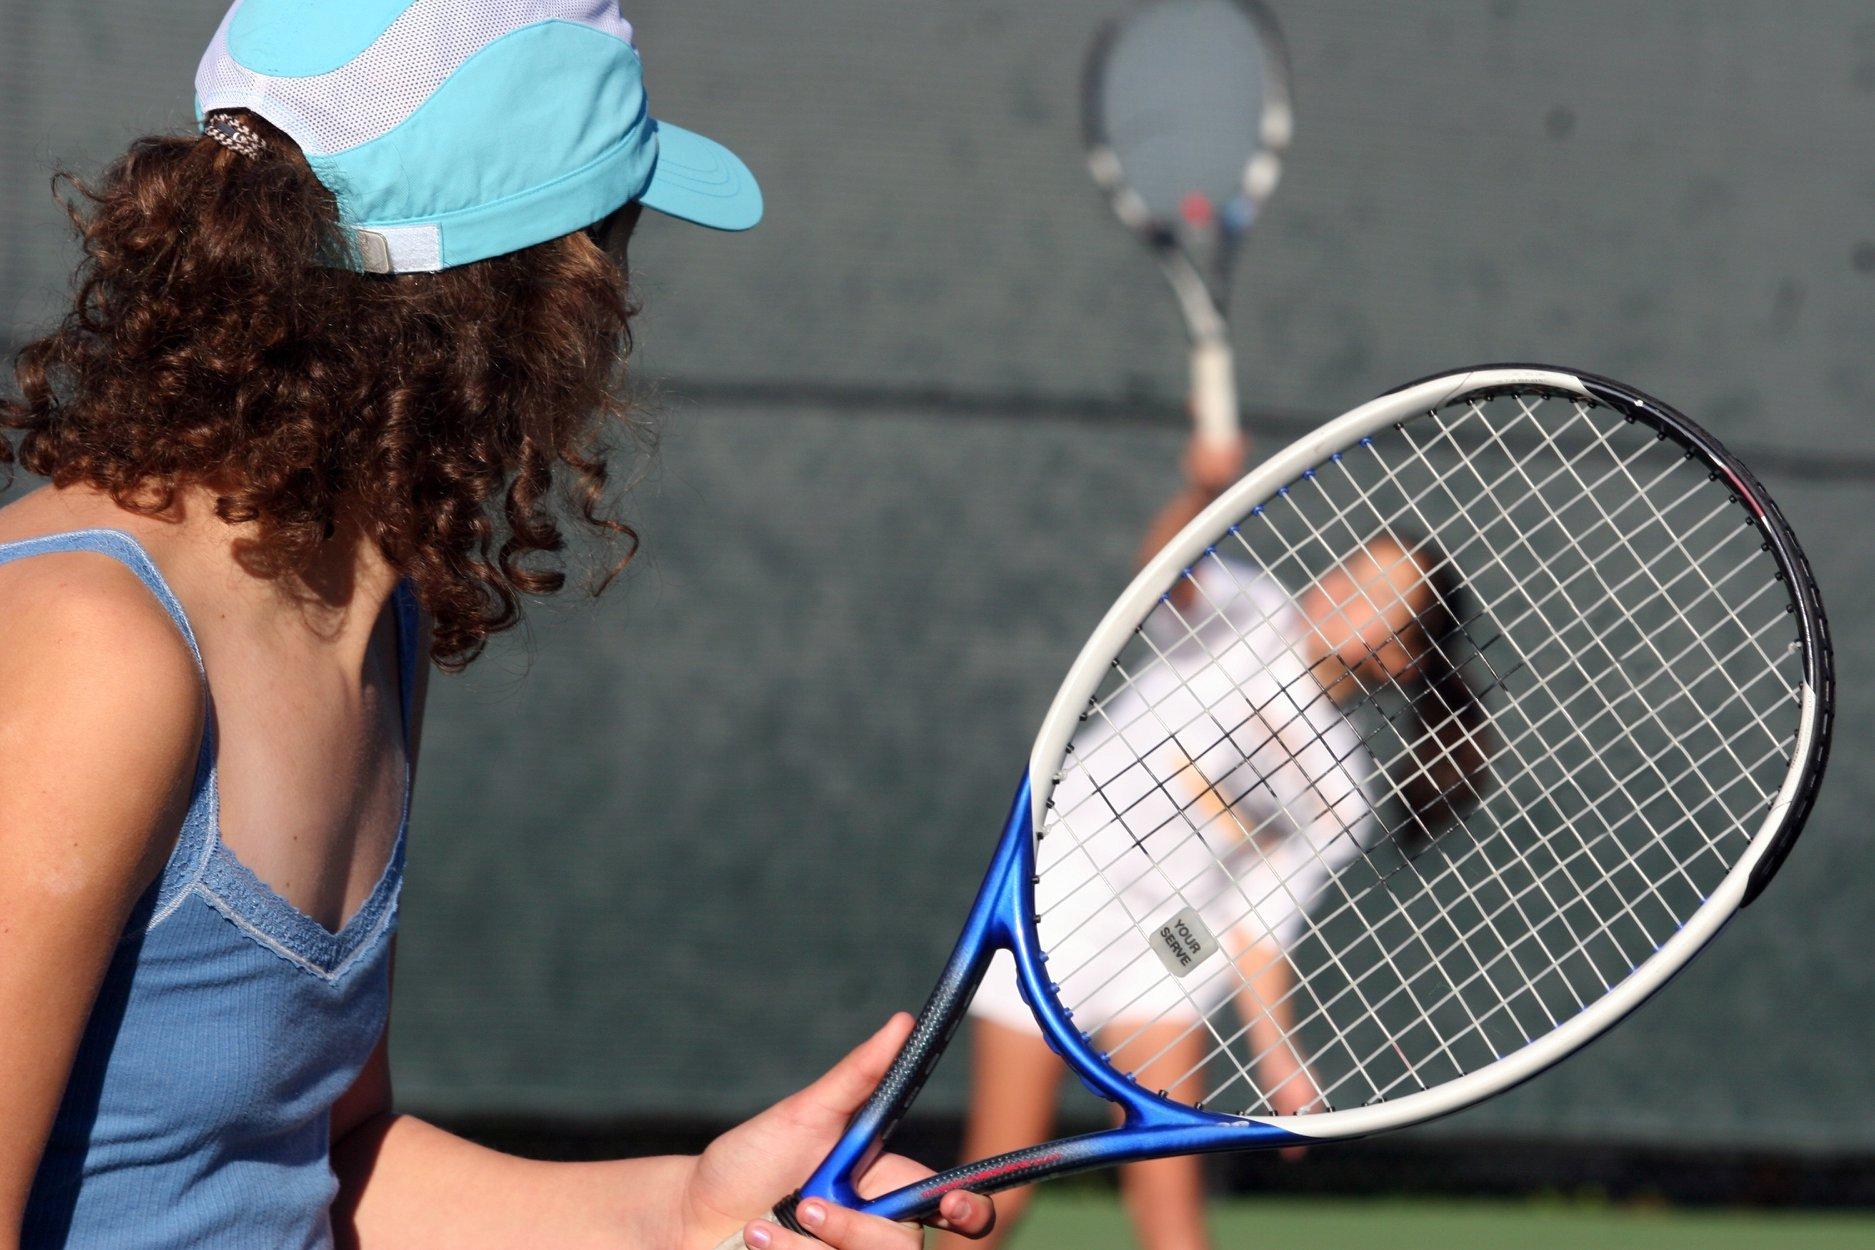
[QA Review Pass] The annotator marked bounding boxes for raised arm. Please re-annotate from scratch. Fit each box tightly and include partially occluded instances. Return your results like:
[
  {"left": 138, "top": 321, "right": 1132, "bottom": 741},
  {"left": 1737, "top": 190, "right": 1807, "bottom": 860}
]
[
  {"left": 1134, "top": 430, "right": 1249, "bottom": 575},
  {"left": 0, "top": 559, "right": 203, "bottom": 1246}
]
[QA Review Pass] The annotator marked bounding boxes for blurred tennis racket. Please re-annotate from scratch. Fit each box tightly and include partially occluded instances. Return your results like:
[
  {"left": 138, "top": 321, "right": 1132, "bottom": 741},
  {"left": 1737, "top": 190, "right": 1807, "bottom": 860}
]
[
  {"left": 716, "top": 366, "right": 1832, "bottom": 1246},
  {"left": 1083, "top": 0, "right": 1292, "bottom": 446}
]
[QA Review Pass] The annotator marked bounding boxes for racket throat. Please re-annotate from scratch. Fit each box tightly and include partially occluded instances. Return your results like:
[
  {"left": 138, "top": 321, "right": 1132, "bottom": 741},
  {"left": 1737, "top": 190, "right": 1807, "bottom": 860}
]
[{"left": 798, "top": 776, "right": 1038, "bottom": 1212}]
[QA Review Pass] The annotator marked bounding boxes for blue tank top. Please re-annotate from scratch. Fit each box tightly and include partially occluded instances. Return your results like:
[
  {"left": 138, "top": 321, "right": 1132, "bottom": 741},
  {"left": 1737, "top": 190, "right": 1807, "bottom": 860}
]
[{"left": 7, "top": 530, "right": 416, "bottom": 1250}]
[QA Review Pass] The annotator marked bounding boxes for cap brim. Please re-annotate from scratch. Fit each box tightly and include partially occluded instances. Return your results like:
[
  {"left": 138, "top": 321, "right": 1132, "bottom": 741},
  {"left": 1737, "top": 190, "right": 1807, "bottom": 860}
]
[{"left": 637, "top": 119, "right": 763, "bottom": 232}]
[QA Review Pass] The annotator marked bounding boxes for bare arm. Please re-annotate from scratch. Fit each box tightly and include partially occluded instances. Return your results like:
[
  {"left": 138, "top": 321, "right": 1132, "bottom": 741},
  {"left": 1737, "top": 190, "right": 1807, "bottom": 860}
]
[
  {"left": 329, "top": 1017, "right": 992, "bottom": 1249},
  {"left": 333, "top": 1111, "right": 691, "bottom": 1250},
  {"left": 1179, "top": 762, "right": 1318, "bottom": 1128},
  {"left": 1231, "top": 940, "right": 1317, "bottom": 1119},
  {"left": 329, "top": 617, "right": 991, "bottom": 1248},
  {"left": 325, "top": 628, "right": 661, "bottom": 1250},
  {"left": 0, "top": 561, "right": 203, "bottom": 1245}
]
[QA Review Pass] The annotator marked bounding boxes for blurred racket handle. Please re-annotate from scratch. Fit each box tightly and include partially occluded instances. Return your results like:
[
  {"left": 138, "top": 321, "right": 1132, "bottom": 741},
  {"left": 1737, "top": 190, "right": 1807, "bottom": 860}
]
[{"left": 1190, "top": 335, "right": 1240, "bottom": 445}]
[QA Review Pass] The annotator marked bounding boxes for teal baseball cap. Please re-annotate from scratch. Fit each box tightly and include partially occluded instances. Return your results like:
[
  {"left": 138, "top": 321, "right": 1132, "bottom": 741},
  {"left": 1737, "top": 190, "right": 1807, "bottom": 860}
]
[{"left": 195, "top": 1, "right": 762, "bottom": 273}]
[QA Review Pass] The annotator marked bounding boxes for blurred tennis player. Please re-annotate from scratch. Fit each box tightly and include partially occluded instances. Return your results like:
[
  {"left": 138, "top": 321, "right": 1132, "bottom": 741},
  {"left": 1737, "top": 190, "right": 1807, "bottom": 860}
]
[
  {"left": 0, "top": 5, "right": 991, "bottom": 1249},
  {"left": 943, "top": 429, "right": 1492, "bottom": 1250}
]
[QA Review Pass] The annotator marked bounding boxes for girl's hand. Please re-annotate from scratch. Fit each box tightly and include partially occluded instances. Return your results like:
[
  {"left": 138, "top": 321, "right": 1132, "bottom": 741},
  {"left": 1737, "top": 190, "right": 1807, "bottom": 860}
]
[
  {"left": 1183, "top": 430, "right": 1248, "bottom": 497},
  {"left": 679, "top": 1015, "right": 994, "bottom": 1249},
  {"left": 739, "top": 1192, "right": 988, "bottom": 1250}
]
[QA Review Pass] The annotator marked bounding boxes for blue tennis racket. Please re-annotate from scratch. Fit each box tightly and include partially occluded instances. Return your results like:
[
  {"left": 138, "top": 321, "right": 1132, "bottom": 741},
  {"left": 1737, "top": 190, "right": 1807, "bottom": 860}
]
[{"left": 717, "top": 366, "right": 1832, "bottom": 1245}]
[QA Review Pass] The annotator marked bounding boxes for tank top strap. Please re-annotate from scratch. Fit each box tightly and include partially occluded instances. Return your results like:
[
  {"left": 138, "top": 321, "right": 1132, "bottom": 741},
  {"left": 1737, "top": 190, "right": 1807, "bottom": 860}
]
[
  {"left": 0, "top": 528, "right": 219, "bottom": 928},
  {"left": 0, "top": 529, "right": 207, "bottom": 674},
  {"left": 391, "top": 581, "right": 421, "bottom": 748}
]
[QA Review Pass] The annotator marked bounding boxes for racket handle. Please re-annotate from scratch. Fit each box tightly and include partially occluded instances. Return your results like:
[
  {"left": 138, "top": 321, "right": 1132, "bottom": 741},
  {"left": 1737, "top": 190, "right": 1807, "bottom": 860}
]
[
  {"left": 710, "top": 1196, "right": 802, "bottom": 1250},
  {"left": 710, "top": 1209, "right": 777, "bottom": 1250},
  {"left": 1189, "top": 337, "right": 1239, "bottom": 446},
  {"left": 709, "top": 1195, "right": 925, "bottom": 1248}
]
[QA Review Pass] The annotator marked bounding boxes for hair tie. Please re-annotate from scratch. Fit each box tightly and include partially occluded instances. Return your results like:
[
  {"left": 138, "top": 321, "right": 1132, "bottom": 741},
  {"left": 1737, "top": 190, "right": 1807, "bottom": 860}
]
[{"left": 204, "top": 113, "right": 266, "bottom": 160}]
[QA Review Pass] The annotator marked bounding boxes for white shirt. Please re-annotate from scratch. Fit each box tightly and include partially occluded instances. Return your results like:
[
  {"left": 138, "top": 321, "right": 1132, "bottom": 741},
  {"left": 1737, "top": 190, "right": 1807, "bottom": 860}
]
[{"left": 974, "top": 558, "right": 1377, "bottom": 1033}]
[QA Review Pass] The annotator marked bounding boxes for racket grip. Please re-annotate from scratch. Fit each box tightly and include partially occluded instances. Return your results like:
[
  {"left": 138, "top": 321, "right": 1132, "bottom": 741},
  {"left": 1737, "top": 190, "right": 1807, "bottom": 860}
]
[
  {"left": 710, "top": 1210, "right": 775, "bottom": 1250},
  {"left": 710, "top": 1224, "right": 759, "bottom": 1250},
  {"left": 710, "top": 1195, "right": 802, "bottom": 1250},
  {"left": 709, "top": 1194, "right": 926, "bottom": 1248},
  {"left": 1190, "top": 337, "right": 1239, "bottom": 446}
]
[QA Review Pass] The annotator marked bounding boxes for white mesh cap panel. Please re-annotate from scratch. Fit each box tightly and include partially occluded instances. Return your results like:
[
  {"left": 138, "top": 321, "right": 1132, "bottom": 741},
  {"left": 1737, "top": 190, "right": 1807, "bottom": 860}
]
[{"left": 196, "top": 0, "right": 635, "bottom": 156}]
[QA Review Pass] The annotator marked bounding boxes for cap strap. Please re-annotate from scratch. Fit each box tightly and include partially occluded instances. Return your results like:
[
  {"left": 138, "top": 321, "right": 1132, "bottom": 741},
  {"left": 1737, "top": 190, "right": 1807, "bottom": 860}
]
[{"left": 204, "top": 112, "right": 267, "bottom": 160}]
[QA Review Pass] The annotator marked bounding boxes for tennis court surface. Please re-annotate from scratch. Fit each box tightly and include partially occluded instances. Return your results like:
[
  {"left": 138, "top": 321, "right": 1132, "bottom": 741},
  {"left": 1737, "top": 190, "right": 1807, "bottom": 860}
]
[{"left": 1016, "top": 1192, "right": 1875, "bottom": 1250}]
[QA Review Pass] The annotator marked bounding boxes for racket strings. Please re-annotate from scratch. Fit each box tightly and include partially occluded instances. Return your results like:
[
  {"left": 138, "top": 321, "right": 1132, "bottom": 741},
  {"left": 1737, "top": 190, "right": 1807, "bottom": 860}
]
[
  {"left": 1048, "top": 567, "right": 1372, "bottom": 1095},
  {"left": 1217, "top": 594, "right": 1795, "bottom": 1110},
  {"left": 1045, "top": 585, "right": 1398, "bottom": 990},
  {"left": 1044, "top": 409, "right": 1702, "bottom": 975},
  {"left": 1262, "top": 429, "right": 1793, "bottom": 1098},
  {"left": 1358, "top": 745, "right": 1786, "bottom": 1104},
  {"left": 1047, "top": 398, "right": 1773, "bottom": 952},
  {"left": 1057, "top": 464, "right": 1770, "bottom": 1041},
  {"left": 1065, "top": 614, "right": 1777, "bottom": 1116},
  {"left": 1267, "top": 402, "right": 1792, "bottom": 1094},
  {"left": 1051, "top": 452, "right": 1758, "bottom": 1033},
  {"left": 1155, "top": 580, "right": 1785, "bottom": 1116},
  {"left": 1169, "top": 587, "right": 1790, "bottom": 1111},
  {"left": 1161, "top": 543, "right": 1539, "bottom": 1102},
  {"left": 1044, "top": 391, "right": 1689, "bottom": 877},
  {"left": 1044, "top": 534, "right": 1504, "bottom": 1106},
  {"left": 1427, "top": 401, "right": 1787, "bottom": 767},
  {"left": 1346, "top": 413, "right": 1767, "bottom": 897},
  {"left": 1041, "top": 685, "right": 1275, "bottom": 1098},
  {"left": 1033, "top": 391, "right": 1801, "bottom": 1118},
  {"left": 1067, "top": 623, "right": 1386, "bottom": 1098},
  {"left": 1047, "top": 514, "right": 1479, "bottom": 922},
  {"left": 1162, "top": 710, "right": 1784, "bottom": 1115},
  {"left": 1051, "top": 502, "right": 1611, "bottom": 1037},
  {"left": 1215, "top": 596, "right": 1795, "bottom": 1086}
]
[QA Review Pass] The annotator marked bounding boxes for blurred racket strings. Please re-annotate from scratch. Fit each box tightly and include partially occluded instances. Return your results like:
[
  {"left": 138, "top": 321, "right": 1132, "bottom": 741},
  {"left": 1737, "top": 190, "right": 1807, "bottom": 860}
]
[{"left": 1034, "top": 390, "right": 1803, "bottom": 1119}]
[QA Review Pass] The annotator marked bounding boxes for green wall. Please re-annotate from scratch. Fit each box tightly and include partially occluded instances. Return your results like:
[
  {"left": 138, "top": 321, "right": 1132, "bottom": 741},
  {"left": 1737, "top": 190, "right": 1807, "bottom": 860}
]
[{"left": 3, "top": 1, "right": 1869, "bottom": 1151}]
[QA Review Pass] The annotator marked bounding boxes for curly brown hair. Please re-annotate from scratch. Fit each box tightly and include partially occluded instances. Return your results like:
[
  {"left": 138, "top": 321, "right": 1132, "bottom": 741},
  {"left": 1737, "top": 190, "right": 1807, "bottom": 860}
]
[{"left": 0, "top": 111, "right": 641, "bottom": 669}]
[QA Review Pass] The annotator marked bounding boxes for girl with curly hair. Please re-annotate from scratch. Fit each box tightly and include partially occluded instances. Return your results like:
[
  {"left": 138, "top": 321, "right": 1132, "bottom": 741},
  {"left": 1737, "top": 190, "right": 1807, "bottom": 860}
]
[{"left": 0, "top": 4, "right": 993, "bottom": 1249}]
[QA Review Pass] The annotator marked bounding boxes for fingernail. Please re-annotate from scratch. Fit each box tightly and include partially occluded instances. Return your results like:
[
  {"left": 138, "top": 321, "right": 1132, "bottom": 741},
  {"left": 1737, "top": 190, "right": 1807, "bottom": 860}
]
[
  {"left": 745, "top": 1222, "right": 773, "bottom": 1249},
  {"left": 798, "top": 1200, "right": 826, "bottom": 1228}
]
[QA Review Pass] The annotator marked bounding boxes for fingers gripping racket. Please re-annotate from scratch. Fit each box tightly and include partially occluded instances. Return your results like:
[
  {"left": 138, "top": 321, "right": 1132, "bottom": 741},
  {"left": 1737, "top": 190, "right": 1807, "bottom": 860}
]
[
  {"left": 1084, "top": 0, "right": 1292, "bottom": 445},
  {"left": 717, "top": 366, "right": 1832, "bottom": 1246}
]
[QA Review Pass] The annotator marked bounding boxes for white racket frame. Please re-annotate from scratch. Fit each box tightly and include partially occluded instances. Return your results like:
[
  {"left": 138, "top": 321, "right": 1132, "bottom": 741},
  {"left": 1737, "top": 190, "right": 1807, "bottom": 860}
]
[{"left": 1025, "top": 364, "right": 1825, "bottom": 1141}]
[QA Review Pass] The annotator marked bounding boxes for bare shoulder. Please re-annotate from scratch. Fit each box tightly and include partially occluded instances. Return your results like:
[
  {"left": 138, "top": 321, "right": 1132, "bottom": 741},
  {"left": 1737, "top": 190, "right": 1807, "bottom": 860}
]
[
  {"left": 0, "top": 543, "right": 197, "bottom": 687},
  {"left": 0, "top": 483, "right": 196, "bottom": 697},
  {"left": 0, "top": 545, "right": 203, "bottom": 878},
  {"left": 0, "top": 508, "right": 207, "bottom": 1166}
]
